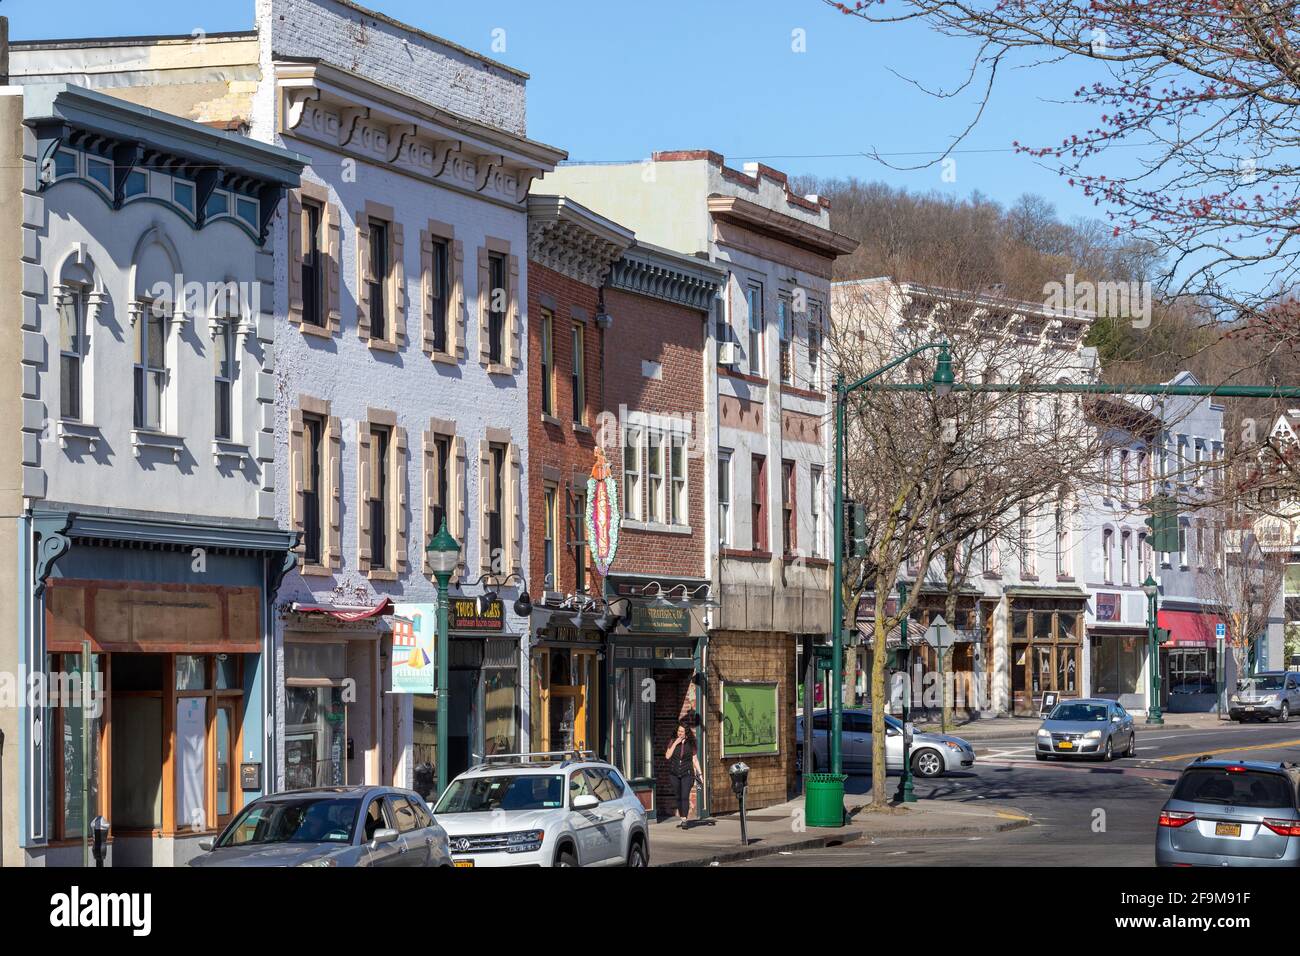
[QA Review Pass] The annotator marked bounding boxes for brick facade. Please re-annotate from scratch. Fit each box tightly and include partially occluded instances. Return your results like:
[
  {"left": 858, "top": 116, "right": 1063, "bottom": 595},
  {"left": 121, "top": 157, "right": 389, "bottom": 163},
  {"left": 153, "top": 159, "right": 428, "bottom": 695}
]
[
  {"left": 526, "top": 260, "right": 602, "bottom": 594},
  {"left": 705, "top": 630, "right": 798, "bottom": 812},
  {"left": 602, "top": 286, "right": 707, "bottom": 579}
]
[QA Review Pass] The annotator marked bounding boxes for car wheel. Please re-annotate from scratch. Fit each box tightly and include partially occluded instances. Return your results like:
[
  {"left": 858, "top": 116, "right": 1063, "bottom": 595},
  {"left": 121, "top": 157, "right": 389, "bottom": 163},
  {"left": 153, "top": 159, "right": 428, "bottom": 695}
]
[
  {"left": 1102, "top": 738, "right": 1113, "bottom": 762},
  {"left": 626, "top": 839, "right": 647, "bottom": 868},
  {"left": 1280, "top": 703, "right": 1290, "bottom": 724},
  {"left": 1125, "top": 732, "right": 1136, "bottom": 758},
  {"left": 554, "top": 848, "right": 578, "bottom": 868},
  {"left": 911, "top": 749, "right": 943, "bottom": 778}
]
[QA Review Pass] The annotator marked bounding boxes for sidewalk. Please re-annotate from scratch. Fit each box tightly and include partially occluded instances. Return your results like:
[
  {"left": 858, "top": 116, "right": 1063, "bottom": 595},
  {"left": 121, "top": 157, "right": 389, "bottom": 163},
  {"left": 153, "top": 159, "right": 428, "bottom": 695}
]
[
  {"left": 910, "top": 711, "right": 1231, "bottom": 740},
  {"left": 650, "top": 791, "right": 1031, "bottom": 867}
]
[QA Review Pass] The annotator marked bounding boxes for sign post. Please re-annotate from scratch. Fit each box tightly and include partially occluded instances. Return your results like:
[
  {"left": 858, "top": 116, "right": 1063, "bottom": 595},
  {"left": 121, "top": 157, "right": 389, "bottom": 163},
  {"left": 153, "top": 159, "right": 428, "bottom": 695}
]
[{"left": 1216, "top": 622, "right": 1227, "bottom": 720}]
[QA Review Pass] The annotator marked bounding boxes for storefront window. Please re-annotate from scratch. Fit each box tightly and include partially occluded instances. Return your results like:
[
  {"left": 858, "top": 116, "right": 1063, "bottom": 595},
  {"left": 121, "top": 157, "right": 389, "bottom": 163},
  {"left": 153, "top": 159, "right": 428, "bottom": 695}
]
[
  {"left": 176, "top": 696, "right": 207, "bottom": 830},
  {"left": 483, "top": 638, "right": 520, "bottom": 757},
  {"left": 1168, "top": 648, "right": 1218, "bottom": 696},
  {"left": 215, "top": 653, "right": 239, "bottom": 690},
  {"left": 1091, "top": 635, "right": 1144, "bottom": 697},
  {"left": 176, "top": 654, "right": 208, "bottom": 690},
  {"left": 284, "top": 685, "right": 347, "bottom": 789},
  {"left": 57, "top": 653, "right": 101, "bottom": 839},
  {"left": 613, "top": 653, "right": 655, "bottom": 782}
]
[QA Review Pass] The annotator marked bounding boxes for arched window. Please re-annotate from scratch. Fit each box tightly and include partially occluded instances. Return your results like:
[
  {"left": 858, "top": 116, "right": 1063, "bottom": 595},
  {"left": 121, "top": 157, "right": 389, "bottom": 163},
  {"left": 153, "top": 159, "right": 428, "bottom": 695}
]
[{"left": 129, "top": 227, "right": 182, "bottom": 434}]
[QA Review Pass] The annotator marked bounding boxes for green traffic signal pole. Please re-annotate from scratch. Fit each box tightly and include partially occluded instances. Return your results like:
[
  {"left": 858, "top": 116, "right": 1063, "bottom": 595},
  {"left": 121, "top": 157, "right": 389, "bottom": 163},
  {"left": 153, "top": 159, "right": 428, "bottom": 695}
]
[
  {"left": 830, "top": 342, "right": 954, "bottom": 784},
  {"left": 895, "top": 581, "right": 916, "bottom": 803}
]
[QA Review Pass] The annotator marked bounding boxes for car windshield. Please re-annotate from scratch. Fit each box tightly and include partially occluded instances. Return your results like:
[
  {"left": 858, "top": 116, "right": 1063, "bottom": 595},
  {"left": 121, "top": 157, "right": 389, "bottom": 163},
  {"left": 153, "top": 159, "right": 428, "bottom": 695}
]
[
  {"left": 1048, "top": 703, "right": 1108, "bottom": 722},
  {"left": 217, "top": 797, "right": 358, "bottom": 847},
  {"left": 1172, "top": 768, "right": 1296, "bottom": 809},
  {"left": 1241, "top": 675, "right": 1285, "bottom": 691},
  {"left": 434, "top": 774, "right": 565, "bottom": 813}
]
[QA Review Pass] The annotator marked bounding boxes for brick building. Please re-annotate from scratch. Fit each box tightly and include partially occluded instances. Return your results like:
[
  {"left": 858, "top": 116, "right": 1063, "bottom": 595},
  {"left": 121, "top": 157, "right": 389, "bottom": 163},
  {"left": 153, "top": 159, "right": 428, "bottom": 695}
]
[{"left": 545, "top": 152, "right": 858, "bottom": 812}]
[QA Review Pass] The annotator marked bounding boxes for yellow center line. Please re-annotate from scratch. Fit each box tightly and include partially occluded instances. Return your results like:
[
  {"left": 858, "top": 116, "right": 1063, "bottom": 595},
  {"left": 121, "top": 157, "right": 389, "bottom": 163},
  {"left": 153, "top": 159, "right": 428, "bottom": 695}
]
[{"left": 1151, "top": 739, "right": 1300, "bottom": 763}]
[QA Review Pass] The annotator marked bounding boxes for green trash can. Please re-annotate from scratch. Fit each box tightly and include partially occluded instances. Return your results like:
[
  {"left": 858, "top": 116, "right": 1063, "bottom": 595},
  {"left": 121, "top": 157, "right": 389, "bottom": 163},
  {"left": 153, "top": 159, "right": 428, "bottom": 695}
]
[{"left": 804, "top": 773, "right": 847, "bottom": 828}]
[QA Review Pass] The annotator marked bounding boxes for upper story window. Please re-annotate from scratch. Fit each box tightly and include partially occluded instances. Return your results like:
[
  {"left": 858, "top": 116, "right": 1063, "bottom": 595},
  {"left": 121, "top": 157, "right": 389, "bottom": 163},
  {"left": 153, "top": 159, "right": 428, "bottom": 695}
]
[
  {"left": 134, "top": 300, "right": 168, "bottom": 431},
  {"left": 487, "top": 442, "right": 506, "bottom": 566},
  {"left": 367, "top": 218, "right": 391, "bottom": 341},
  {"left": 1103, "top": 528, "right": 1114, "bottom": 584},
  {"left": 301, "top": 199, "right": 325, "bottom": 328},
  {"left": 540, "top": 309, "right": 555, "bottom": 417},
  {"left": 669, "top": 434, "right": 687, "bottom": 526},
  {"left": 369, "top": 424, "right": 392, "bottom": 571},
  {"left": 429, "top": 236, "right": 450, "bottom": 353},
  {"left": 747, "top": 281, "right": 764, "bottom": 377},
  {"left": 647, "top": 433, "right": 665, "bottom": 523},
  {"left": 432, "top": 434, "right": 450, "bottom": 538},
  {"left": 58, "top": 285, "right": 89, "bottom": 422},
  {"left": 543, "top": 485, "right": 558, "bottom": 588},
  {"left": 172, "top": 178, "right": 196, "bottom": 217},
  {"left": 213, "top": 320, "right": 236, "bottom": 441},
  {"left": 302, "top": 414, "right": 325, "bottom": 565},
  {"left": 778, "top": 297, "right": 792, "bottom": 385},
  {"left": 808, "top": 305, "right": 823, "bottom": 391},
  {"left": 487, "top": 252, "right": 507, "bottom": 365},
  {"left": 573, "top": 490, "right": 587, "bottom": 595},
  {"left": 781, "top": 460, "right": 796, "bottom": 555},
  {"left": 751, "top": 454, "right": 768, "bottom": 553},
  {"left": 810, "top": 466, "right": 824, "bottom": 558},
  {"left": 719, "top": 448, "right": 733, "bottom": 549},
  {"left": 623, "top": 427, "right": 643, "bottom": 521},
  {"left": 571, "top": 323, "right": 586, "bottom": 425}
]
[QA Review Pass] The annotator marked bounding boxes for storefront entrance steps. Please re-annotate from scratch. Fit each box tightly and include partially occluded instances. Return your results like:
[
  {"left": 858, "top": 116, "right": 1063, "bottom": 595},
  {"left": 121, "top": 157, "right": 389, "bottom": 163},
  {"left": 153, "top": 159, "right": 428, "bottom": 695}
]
[{"left": 651, "top": 792, "right": 1030, "bottom": 867}]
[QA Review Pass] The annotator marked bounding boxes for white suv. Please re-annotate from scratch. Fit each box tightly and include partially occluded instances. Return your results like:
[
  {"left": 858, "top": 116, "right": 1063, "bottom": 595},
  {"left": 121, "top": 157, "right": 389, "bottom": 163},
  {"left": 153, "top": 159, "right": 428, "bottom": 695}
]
[{"left": 432, "top": 754, "right": 650, "bottom": 867}]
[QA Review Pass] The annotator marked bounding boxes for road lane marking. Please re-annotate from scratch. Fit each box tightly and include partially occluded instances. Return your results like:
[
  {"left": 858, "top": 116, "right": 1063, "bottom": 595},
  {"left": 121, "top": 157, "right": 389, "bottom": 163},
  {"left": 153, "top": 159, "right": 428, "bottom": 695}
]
[{"left": 1150, "top": 738, "right": 1300, "bottom": 762}]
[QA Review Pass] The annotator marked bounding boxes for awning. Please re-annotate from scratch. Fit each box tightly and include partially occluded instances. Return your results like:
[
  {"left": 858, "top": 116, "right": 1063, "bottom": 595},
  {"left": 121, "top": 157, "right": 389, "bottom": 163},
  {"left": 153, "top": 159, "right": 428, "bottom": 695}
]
[
  {"left": 290, "top": 596, "right": 393, "bottom": 622},
  {"left": 1157, "top": 608, "right": 1227, "bottom": 648}
]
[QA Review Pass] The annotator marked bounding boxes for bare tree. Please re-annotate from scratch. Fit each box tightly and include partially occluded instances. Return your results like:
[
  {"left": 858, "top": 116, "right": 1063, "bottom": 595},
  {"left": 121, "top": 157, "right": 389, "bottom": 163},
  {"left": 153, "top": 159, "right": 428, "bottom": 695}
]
[
  {"left": 1198, "top": 510, "right": 1286, "bottom": 681},
  {"left": 832, "top": 276, "right": 1103, "bottom": 807}
]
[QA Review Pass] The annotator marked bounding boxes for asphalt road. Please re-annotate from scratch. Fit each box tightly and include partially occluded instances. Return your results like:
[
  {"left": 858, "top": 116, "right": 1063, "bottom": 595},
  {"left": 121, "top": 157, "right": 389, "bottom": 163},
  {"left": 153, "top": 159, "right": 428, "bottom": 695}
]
[{"left": 730, "top": 721, "right": 1300, "bottom": 867}]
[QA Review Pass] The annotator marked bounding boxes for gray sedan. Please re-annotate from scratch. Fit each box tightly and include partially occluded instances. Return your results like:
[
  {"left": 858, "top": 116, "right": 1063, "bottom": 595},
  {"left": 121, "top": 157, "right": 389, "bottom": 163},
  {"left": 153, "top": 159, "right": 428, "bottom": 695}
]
[
  {"left": 189, "top": 785, "right": 451, "bottom": 867},
  {"left": 1036, "top": 698, "right": 1136, "bottom": 761},
  {"left": 797, "top": 709, "right": 976, "bottom": 777}
]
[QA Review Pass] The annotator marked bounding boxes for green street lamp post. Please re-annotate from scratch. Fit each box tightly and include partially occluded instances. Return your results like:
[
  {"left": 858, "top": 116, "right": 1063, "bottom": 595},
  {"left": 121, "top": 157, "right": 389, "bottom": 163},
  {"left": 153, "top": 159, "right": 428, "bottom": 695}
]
[
  {"left": 895, "top": 581, "right": 916, "bottom": 804},
  {"left": 426, "top": 518, "right": 461, "bottom": 797},
  {"left": 1142, "top": 575, "right": 1164, "bottom": 726},
  {"left": 823, "top": 341, "right": 953, "bottom": 824}
]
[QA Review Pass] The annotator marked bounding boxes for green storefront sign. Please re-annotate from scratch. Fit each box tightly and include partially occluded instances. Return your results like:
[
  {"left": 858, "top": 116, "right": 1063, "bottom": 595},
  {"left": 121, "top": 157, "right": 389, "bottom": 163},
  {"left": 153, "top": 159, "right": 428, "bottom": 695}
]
[
  {"left": 629, "top": 604, "right": 691, "bottom": 634},
  {"left": 721, "top": 681, "right": 779, "bottom": 756}
]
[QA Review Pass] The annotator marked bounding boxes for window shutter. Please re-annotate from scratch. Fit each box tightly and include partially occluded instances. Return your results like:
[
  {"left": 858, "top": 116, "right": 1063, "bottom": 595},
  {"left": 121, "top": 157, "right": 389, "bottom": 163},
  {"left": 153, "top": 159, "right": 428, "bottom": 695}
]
[
  {"left": 507, "top": 441, "right": 522, "bottom": 573},
  {"left": 394, "top": 425, "right": 409, "bottom": 573},
  {"left": 478, "top": 439, "right": 491, "bottom": 573},
  {"left": 392, "top": 222, "right": 406, "bottom": 346},
  {"left": 787, "top": 464, "right": 798, "bottom": 553},
  {"left": 287, "top": 190, "right": 304, "bottom": 324},
  {"left": 356, "top": 213, "right": 371, "bottom": 340},
  {"left": 452, "top": 435, "right": 467, "bottom": 581},
  {"left": 326, "top": 204, "right": 342, "bottom": 333},
  {"left": 289, "top": 408, "right": 305, "bottom": 559},
  {"left": 506, "top": 254, "right": 521, "bottom": 371},
  {"left": 358, "top": 420, "right": 372, "bottom": 571},
  {"left": 420, "top": 229, "right": 435, "bottom": 354},
  {"left": 452, "top": 240, "right": 466, "bottom": 359},
  {"left": 477, "top": 247, "right": 490, "bottom": 365},
  {"left": 327, "top": 415, "right": 342, "bottom": 568}
]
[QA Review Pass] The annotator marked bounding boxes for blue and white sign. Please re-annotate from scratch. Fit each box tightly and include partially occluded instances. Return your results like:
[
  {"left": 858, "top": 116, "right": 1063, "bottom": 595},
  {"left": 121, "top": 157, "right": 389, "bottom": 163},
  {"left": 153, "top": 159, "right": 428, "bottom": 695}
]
[{"left": 1215, "top": 622, "right": 1226, "bottom": 639}]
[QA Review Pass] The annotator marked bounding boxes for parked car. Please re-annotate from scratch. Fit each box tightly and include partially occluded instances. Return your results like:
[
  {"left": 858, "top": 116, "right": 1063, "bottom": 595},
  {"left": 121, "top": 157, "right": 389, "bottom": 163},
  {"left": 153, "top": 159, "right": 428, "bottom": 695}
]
[
  {"left": 796, "top": 708, "right": 975, "bottom": 778},
  {"left": 1036, "top": 698, "right": 1136, "bottom": 761},
  {"left": 189, "top": 786, "right": 451, "bottom": 867},
  {"left": 1229, "top": 671, "right": 1300, "bottom": 723},
  {"left": 1156, "top": 757, "right": 1300, "bottom": 867},
  {"left": 433, "top": 754, "right": 649, "bottom": 867}
]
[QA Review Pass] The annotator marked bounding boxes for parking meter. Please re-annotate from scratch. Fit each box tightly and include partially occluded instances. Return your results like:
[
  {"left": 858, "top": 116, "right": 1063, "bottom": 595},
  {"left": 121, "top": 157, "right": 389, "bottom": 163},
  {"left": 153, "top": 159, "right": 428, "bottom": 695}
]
[
  {"left": 729, "top": 761, "right": 750, "bottom": 845},
  {"left": 90, "top": 816, "right": 110, "bottom": 868}
]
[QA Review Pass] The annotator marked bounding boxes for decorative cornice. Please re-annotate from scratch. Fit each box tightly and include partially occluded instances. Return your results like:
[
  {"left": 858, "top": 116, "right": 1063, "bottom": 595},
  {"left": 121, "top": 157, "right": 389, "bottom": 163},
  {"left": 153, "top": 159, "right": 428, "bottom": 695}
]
[
  {"left": 608, "top": 243, "right": 726, "bottom": 313},
  {"left": 707, "top": 194, "right": 858, "bottom": 260},
  {"left": 527, "top": 194, "right": 635, "bottom": 288}
]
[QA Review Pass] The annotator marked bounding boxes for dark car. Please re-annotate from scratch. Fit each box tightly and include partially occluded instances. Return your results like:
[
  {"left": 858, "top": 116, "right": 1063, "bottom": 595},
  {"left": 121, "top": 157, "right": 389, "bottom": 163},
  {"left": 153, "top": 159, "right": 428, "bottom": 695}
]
[
  {"left": 1156, "top": 758, "right": 1300, "bottom": 867},
  {"left": 189, "top": 785, "right": 451, "bottom": 867}
]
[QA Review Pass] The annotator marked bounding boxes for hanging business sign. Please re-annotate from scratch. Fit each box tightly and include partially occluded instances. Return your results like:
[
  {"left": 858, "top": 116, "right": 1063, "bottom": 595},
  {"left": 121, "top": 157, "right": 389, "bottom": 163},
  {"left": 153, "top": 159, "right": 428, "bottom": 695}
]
[
  {"left": 450, "top": 597, "right": 504, "bottom": 631},
  {"left": 629, "top": 604, "right": 691, "bottom": 634},
  {"left": 391, "top": 603, "right": 438, "bottom": 693},
  {"left": 721, "top": 681, "right": 779, "bottom": 756},
  {"left": 586, "top": 447, "right": 620, "bottom": 577}
]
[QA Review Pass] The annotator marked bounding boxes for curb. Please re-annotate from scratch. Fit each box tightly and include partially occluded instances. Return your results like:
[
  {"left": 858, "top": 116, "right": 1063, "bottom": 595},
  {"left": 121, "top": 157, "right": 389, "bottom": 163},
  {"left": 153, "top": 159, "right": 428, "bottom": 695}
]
[
  {"left": 843, "top": 814, "right": 1034, "bottom": 841},
  {"left": 652, "top": 829, "right": 864, "bottom": 867}
]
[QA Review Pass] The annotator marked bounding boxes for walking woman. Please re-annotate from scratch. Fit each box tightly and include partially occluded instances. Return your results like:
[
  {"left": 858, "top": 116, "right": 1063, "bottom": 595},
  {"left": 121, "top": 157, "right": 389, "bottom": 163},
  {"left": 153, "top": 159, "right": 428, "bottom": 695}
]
[{"left": 665, "top": 721, "right": 702, "bottom": 827}]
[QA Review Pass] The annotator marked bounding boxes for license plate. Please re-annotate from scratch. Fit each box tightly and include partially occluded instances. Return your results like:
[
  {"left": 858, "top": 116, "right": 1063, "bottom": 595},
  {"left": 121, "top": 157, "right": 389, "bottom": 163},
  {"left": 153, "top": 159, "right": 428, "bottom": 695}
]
[
  {"left": 1057, "top": 741, "right": 1074, "bottom": 749},
  {"left": 453, "top": 860, "right": 475, "bottom": 868},
  {"left": 1215, "top": 822, "right": 1242, "bottom": 837},
  {"left": 1246, "top": 706, "right": 1255, "bottom": 712}
]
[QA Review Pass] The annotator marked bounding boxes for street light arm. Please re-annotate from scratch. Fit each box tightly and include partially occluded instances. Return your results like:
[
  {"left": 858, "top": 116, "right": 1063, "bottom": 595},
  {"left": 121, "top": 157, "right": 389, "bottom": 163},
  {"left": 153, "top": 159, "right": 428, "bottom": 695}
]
[{"left": 843, "top": 341, "right": 950, "bottom": 395}]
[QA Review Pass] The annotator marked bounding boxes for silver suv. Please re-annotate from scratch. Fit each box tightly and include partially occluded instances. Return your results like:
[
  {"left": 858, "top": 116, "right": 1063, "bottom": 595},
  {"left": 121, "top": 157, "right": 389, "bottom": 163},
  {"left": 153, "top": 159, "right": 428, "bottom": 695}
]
[
  {"left": 432, "top": 752, "right": 649, "bottom": 867},
  {"left": 1156, "top": 758, "right": 1300, "bottom": 867},
  {"left": 1230, "top": 671, "right": 1300, "bottom": 723}
]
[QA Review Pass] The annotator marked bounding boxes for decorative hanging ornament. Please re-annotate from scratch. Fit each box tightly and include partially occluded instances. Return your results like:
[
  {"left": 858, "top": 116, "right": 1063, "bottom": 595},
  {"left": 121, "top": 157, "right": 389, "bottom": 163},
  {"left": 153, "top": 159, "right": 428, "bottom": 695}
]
[{"left": 586, "top": 447, "right": 620, "bottom": 577}]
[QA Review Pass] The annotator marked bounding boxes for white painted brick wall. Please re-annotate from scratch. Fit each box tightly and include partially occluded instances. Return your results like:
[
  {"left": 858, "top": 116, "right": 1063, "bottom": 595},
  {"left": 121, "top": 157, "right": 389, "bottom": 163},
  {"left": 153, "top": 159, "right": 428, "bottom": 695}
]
[{"left": 261, "top": 0, "right": 527, "bottom": 135}]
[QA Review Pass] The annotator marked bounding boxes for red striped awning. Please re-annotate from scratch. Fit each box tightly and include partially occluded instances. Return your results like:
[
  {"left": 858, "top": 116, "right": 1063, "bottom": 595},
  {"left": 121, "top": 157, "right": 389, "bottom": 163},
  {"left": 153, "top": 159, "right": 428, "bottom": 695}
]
[{"left": 290, "top": 596, "right": 393, "bottom": 621}]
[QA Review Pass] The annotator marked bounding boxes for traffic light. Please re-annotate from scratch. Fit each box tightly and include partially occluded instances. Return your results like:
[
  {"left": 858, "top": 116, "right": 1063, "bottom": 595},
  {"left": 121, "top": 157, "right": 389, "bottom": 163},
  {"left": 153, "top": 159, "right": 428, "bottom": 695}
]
[
  {"left": 1143, "top": 494, "right": 1180, "bottom": 554},
  {"left": 842, "top": 500, "right": 868, "bottom": 558},
  {"left": 1155, "top": 627, "right": 1171, "bottom": 645}
]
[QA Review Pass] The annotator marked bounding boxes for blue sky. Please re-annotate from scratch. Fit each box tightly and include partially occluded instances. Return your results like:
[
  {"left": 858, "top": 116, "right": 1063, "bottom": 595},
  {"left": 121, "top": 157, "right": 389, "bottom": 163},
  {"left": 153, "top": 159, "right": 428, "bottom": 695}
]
[{"left": 4, "top": 0, "right": 1112, "bottom": 225}]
